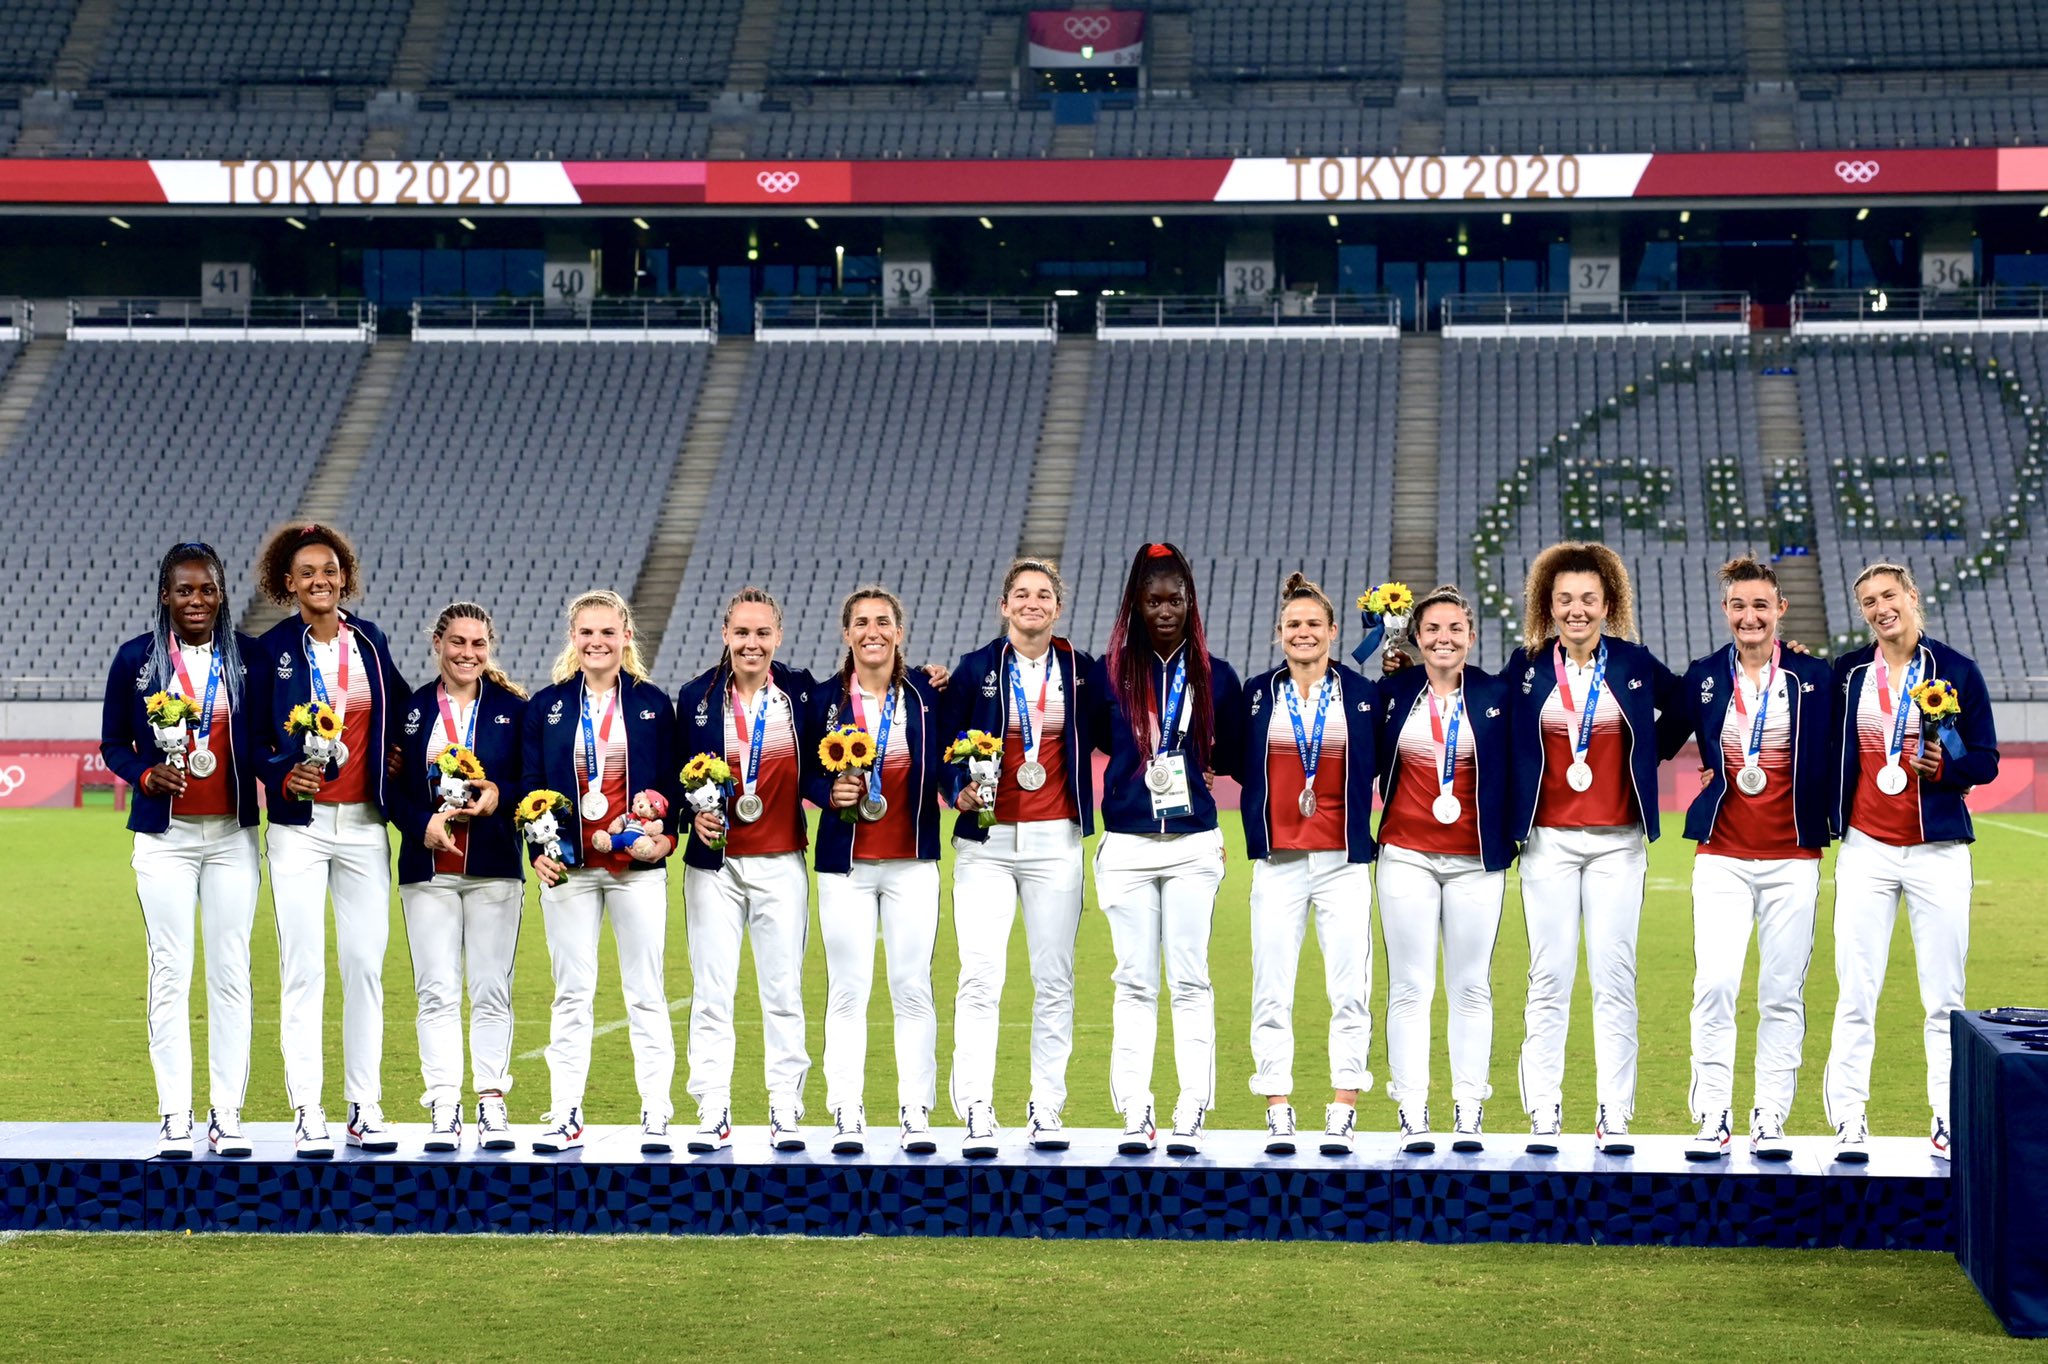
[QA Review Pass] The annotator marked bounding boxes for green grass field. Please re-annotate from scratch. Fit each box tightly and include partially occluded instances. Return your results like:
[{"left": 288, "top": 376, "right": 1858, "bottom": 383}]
[{"left": 4, "top": 795, "right": 2045, "bottom": 1359}]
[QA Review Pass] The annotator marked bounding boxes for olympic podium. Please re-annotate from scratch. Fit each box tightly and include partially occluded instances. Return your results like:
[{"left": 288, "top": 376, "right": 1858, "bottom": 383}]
[{"left": 0, "top": 1122, "right": 1948, "bottom": 1246}]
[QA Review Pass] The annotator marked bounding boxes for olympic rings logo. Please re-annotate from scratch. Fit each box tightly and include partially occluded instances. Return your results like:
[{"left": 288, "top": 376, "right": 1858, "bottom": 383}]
[
  {"left": 1835, "top": 160, "right": 1880, "bottom": 184},
  {"left": 0, "top": 765, "right": 24, "bottom": 797},
  {"left": 756, "top": 171, "right": 802, "bottom": 194},
  {"left": 1064, "top": 14, "right": 1112, "bottom": 40}
]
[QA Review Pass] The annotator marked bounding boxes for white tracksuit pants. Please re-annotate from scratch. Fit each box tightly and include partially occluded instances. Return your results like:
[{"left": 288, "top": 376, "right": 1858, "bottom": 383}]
[
  {"left": 1824, "top": 829, "right": 1972, "bottom": 1126},
  {"left": 133, "top": 814, "right": 260, "bottom": 1116},
  {"left": 268, "top": 801, "right": 392, "bottom": 1111},
  {"left": 1377, "top": 842, "right": 1505, "bottom": 1106},
  {"left": 541, "top": 865, "right": 673, "bottom": 1120},
  {"left": 1247, "top": 849, "right": 1374, "bottom": 1099},
  {"left": 1516, "top": 824, "right": 1647, "bottom": 1120},
  {"left": 685, "top": 851, "right": 810, "bottom": 1112},
  {"left": 818, "top": 859, "right": 940, "bottom": 1115},
  {"left": 398, "top": 873, "right": 523, "bottom": 1108},
  {"left": 1689, "top": 852, "right": 1819, "bottom": 1121},
  {"left": 1096, "top": 828, "right": 1225, "bottom": 1117},
  {"left": 949, "top": 820, "right": 1084, "bottom": 1118}
]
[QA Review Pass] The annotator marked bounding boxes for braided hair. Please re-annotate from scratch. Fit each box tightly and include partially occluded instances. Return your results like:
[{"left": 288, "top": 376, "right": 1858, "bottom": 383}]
[
  {"left": 1105, "top": 541, "right": 1215, "bottom": 764},
  {"left": 146, "top": 541, "right": 245, "bottom": 711}
]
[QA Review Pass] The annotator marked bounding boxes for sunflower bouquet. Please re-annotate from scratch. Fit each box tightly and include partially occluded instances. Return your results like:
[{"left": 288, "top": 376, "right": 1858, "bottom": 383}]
[
  {"left": 944, "top": 728, "right": 1004, "bottom": 828},
  {"left": 284, "top": 700, "right": 346, "bottom": 793},
  {"left": 679, "top": 752, "right": 736, "bottom": 850},
  {"left": 818, "top": 723, "right": 879, "bottom": 822},
  {"left": 144, "top": 690, "right": 201, "bottom": 772},
  {"left": 1352, "top": 581, "right": 1416, "bottom": 665},
  {"left": 1909, "top": 676, "right": 1966, "bottom": 760},
  {"left": 514, "top": 789, "right": 574, "bottom": 866},
  {"left": 434, "top": 744, "right": 487, "bottom": 814}
]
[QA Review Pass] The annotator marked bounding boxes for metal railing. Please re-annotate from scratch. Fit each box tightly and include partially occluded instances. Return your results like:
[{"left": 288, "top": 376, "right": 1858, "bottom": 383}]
[
  {"left": 1440, "top": 291, "right": 1751, "bottom": 330},
  {"left": 410, "top": 296, "right": 716, "bottom": 339},
  {"left": 0, "top": 298, "right": 31, "bottom": 339},
  {"left": 1792, "top": 287, "right": 2048, "bottom": 328},
  {"left": 67, "top": 297, "right": 375, "bottom": 340},
  {"left": 755, "top": 296, "right": 1058, "bottom": 336},
  {"left": 1096, "top": 293, "right": 1401, "bottom": 332}
]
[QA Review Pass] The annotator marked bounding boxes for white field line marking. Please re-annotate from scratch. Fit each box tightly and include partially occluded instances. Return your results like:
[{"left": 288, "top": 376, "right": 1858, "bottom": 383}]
[
  {"left": 516, "top": 995, "right": 691, "bottom": 1060},
  {"left": 1977, "top": 816, "right": 2048, "bottom": 841}
]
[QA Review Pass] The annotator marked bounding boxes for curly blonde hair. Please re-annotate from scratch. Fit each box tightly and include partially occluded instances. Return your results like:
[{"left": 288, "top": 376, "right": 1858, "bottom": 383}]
[{"left": 1522, "top": 541, "right": 1637, "bottom": 652}]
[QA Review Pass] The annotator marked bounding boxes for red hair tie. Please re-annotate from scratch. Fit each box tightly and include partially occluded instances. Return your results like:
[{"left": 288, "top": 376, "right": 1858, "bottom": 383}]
[{"left": 1145, "top": 543, "right": 1175, "bottom": 559}]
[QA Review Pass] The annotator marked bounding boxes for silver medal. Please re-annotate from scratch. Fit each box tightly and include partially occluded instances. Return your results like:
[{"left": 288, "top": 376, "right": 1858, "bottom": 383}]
[
  {"left": 733, "top": 791, "right": 765, "bottom": 823},
  {"left": 332, "top": 740, "right": 351, "bottom": 771},
  {"left": 579, "top": 789, "right": 608, "bottom": 822},
  {"left": 1432, "top": 794, "right": 1462, "bottom": 825},
  {"left": 1016, "top": 760, "right": 1047, "bottom": 792},
  {"left": 1736, "top": 765, "right": 1768, "bottom": 797},
  {"left": 187, "top": 748, "right": 218, "bottom": 779},
  {"left": 1298, "top": 788, "right": 1318, "bottom": 818},
  {"left": 1876, "top": 764, "right": 1909, "bottom": 796},
  {"left": 1566, "top": 760, "right": 1594, "bottom": 793},
  {"left": 1145, "top": 759, "right": 1176, "bottom": 794},
  {"left": 858, "top": 795, "right": 889, "bottom": 823}
]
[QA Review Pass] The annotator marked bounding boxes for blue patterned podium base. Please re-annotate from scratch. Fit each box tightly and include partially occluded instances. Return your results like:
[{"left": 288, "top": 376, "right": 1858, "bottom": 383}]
[{"left": 0, "top": 1123, "right": 1950, "bottom": 1246}]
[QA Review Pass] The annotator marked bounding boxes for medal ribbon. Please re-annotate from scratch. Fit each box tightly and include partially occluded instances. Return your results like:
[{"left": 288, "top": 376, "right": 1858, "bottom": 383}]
[
  {"left": 1154, "top": 652, "right": 1190, "bottom": 756},
  {"left": 851, "top": 684, "right": 897, "bottom": 803},
  {"left": 580, "top": 687, "right": 618, "bottom": 799},
  {"left": 306, "top": 628, "right": 352, "bottom": 724},
  {"left": 1876, "top": 653, "right": 1922, "bottom": 767},
  {"left": 1428, "top": 687, "right": 1464, "bottom": 794},
  {"left": 731, "top": 684, "right": 770, "bottom": 796},
  {"left": 1553, "top": 640, "right": 1607, "bottom": 765},
  {"left": 170, "top": 644, "right": 222, "bottom": 750},
  {"left": 1007, "top": 652, "right": 1050, "bottom": 763},
  {"left": 436, "top": 683, "right": 480, "bottom": 751},
  {"left": 1729, "top": 643, "right": 1779, "bottom": 770},
  {"left": 1283, "top": 672, "right": 1333, "bottom": 791}
]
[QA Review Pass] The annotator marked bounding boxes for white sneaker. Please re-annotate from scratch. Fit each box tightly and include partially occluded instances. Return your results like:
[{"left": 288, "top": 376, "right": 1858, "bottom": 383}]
[
  {"left": 1118, "top": 1103, "right": 1157, "bottom": 1154},
  {"left": 1527, "top": 1103, "right": 1562, "bottom": 1155},
  {"left": 641, "top": 1111, "right": 672, "bottom": 1154},
  {"left": 426, "top": 1100, "right": 462, "bottom": 1152},
  {"left": 1264, "top": 1103, "right": 1298, "bottom": 1155},
  {"left": 1026, "top": 1101, "right": 1069, "bottom": 1151},
  {"left": 1320, "top": 1102, "right": 1355, "bottom": 1156},
  {"left": 476, "top": 1096, "right": 514, "bottom": 1151},
  {"left": 1750, "top": 1107, "right": 1793, "bottom": 1162},
  {"left": 294, "top": 1105, "right": 335, "bottom": 1160},
  {"left": 769, "top": 1101, "right": 805, "bottom": 1152},
  {"left": 1166, "top": 1100, "right": 1204, "bottom": 1156},
  {"left": 532, "top": 1108, "right": 584, "bottom": 1154},
  {"left": 899, "top": 1105, "right": 936, "bottom": 1154},
  {"left": 1593, "top": 1104, "right": 1633, "bottom": 1156},
  {"left": 1451, "top": 1100, "right": 1484, "bottom": 1152},
  {"left": 1833, "top": 1111, "right": 1870, "bottom": 1164},
  {"left": 157, "top": 1110, "right": 194, "bottom": 1160},
  {"left": 831, "top": 1104, "right": 865, "bottom": 1155},
  {"left": 346, "top": 1102, "right": 397, "bottom": 1153},
  {"left": 1931, "top": 1113, "right": 1953, "bottom": 1163},
  {"left": 207, "top": 1107, "right": 251, "bottom": 1158},
  {"left": 688, "top": 1105, "right": 732, "bottom": 1153},
  {"left": 1687, "top": 1109, "right": 1732, "bottom": 1162},
  {"left": 1398, "top": 1103, "right": 1435, "bottom": 1154},
  {"left": 961, "top": 1101, "right": 999, "bottom": 1159}
]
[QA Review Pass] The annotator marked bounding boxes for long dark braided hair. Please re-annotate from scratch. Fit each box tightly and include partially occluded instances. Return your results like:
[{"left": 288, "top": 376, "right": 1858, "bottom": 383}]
[
  {"left": 145, "top": 541, "right": 245, "bottom": 710},
  {"left": 836, "top": 584, "right": 907, "bottom": 699},
  {"left": 1105, "top": 541, "right": 1215, "bottom": 764}
]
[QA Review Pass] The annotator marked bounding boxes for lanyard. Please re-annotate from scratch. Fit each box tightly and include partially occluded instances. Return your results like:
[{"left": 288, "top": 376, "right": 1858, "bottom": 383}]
[
  {"left": 436, "top": 683, "right": 479, "bottom": 751},
  {"left": 170, "top": 644, "right": 222, "bottom": 744},
  {"left": 307, "top": 629, "right": 352, "bottom": 723},
  {"left": 731, "top": 684, "right": 770, "bottom": 795},
  {"left": 852, "top": 684, "right": 898, "bottom": 801},
  {"left": 1875, "top": 653, "right": 1922, "bottom": 764},
  {"left": 1553, "top": 641, "right": 1607, "bottom": 763},
  {"left": 580, "top": 687, "right": 618, "bottom": 794},
  {"left": 1007, "top": 652, "right": 1052, "bottom": 761},
  {"left": 1154, "top": 652, "right": 1190, "bottom": 756},
  {"left": 1428, "top": 687, "right": 1464, "bottom": 792},
  {"left": 1283, "top": 672, "right": 1333, "bottom": 786},
  {"left": 1729, "top": 643, "right": 1780, "bottom": 768}
]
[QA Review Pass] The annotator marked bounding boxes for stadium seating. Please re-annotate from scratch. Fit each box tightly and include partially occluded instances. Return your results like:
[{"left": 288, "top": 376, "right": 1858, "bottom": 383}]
[
  {"left": 1443, "top": 94, "right": 1751, "bottom": 153},
  {"left": 1060, "top": 339, "right": 1400, "bottom": 674},
  {"left": 43, "top": 94, "right": 368, "bottom": 158},
  {"left": 1788, "top": 0, "right": 2048, "bottom": 72},
  {"left": 1445, "top": 0, "right": 1742, "bottom": 77},
  {"left": 1189, "top": 0, "right": 1403, "bottom": 81},
  {"left": 1437, "top": 337, "right": 1768, "bottom": 669},
  {"left": 429, "top": 0, "right": 743, "bottom": 96},
  {"left": 344, "top": 343, "right": 707, "bottom": 691},
  {"left": 0, "top": 0, "right": 77, "bottom": 85},
  {"left": 0, "top": 342, "right": 362, "bottom": 699},
  {"left": 403, "top": 104, "right": 711, "bottom": 160},
  {"left": 654, "top": 342, "right": 1052, "bottom": 681},
  {"left": 768, "top": 0, "right": 984, "bottom": 84},
  {"left": 1794, "top": 91, "right": 2048, "bottom": 148},
  {"left": 92, "top": 0, "right": 410, "bottom": 89},
  {"left": 753, "top": 100, "right": 1052, "bottom": 159},
  {"left": 1097, "top": 96, "right": 1402, "bottom": 157}
]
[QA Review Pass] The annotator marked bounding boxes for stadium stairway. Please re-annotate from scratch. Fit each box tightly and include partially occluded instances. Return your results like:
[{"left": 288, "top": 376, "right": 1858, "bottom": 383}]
[
  {"left": 1756, "top": 364, "right": 1832, "bottom": 648},
  {"left": 241, "top": 337, "right": 408, "bottom": 636},
  {"left": 1017, "top": 334, "right": 1094, "bottom": 565},
  {"left": 724, "top": 0, "right": 783, "bottom": 96},
  {"left": 50, "top": 0, "right": 115, "bottom": 91},
  {"left": 1389, "top": 333, "right": 1440, "bottom": 591},
  {"left": 389, "top": 0, "right": 451, "bottom": 93},
  {"left": 1143, "top": 13, "right": 1193, "bottom": 93},
  {"left": 0, "top": 337, "right": 63, "bottom": 461},
  {"left": 631, "top": 337, "right": 754, "bottom": 666},
  {"left": 1403, "top": 0, "right": 1447, "bottom": 91}
]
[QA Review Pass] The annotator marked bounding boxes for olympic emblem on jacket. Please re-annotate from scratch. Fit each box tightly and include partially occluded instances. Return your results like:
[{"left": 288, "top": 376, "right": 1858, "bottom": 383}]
[
  {"left": 405, "top": 707, "right": 422, "bottom": 736},
  {"left": 756, "top": 171, "right": 801, "bottom": 194},
  {"left": 547, "top": 698, "right": 564, "bottom": 725}
]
